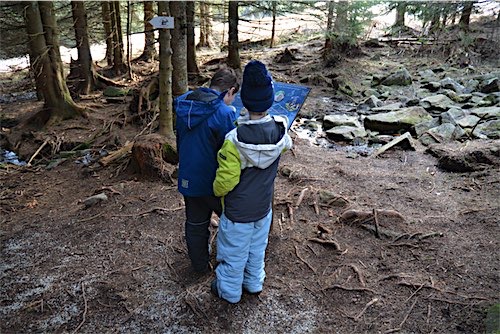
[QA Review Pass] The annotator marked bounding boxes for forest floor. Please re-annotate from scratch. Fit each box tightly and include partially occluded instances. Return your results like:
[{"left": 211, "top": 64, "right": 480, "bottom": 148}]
[{"left": 1, "top": 20, "right": 500, "bottom": 334}]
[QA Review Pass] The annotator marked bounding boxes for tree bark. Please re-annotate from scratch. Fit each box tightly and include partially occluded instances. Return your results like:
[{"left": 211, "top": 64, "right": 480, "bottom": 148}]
[
  {"left": 270, "top": 1, "right": 276, "bottom": 48},
  {"left": 25, "top": 1, "right": 85, "bottom": 126},
  {"left": 110, "top": 1, "right": 126, "bottom": 75},
  {"left": 101, "top": 1, "right": 113, "bottom": 66},
  {"left": 71, "top": 1, "right": 97, "bottom": 94},
  {"left": 227, "top": 1, "right": 241, "bottom": 70},
  {"left": 459, "top": 1, "right": 475, "bottom": 31},
  {"left": 394, "top": 2, "right": 407, "bottom": 28},
  {"left": 158, "top": 1, "right": 174, "bottom": 138},
  {"left": 324, "top": 1, "right": 335, "bottom": 50},
  {"left": 138, "top": 1, "right": 157, "bottom": 62},
  {"left": 126, "top": 0, "right": 133, "bottom": 80},
  {"left": 186, "top": 0, "right": 199, "bottom": 75},
  {"left": 170, "top": 1, "right": 188, "bottom": 96},
  {"left": 198, "top": 1, "right": 215, "bottom": 48}
]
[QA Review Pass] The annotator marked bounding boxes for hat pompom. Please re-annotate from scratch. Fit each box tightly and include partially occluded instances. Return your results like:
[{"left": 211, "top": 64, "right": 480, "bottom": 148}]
[{"left": 241, "top": 60, "right": 274, "bottom": 113}]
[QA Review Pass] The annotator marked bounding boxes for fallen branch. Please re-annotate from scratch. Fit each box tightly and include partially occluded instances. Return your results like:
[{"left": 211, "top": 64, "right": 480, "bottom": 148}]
[
  {"left": 27, "top": 138, "right": 49, "bottom": 166},
  {"left": 99, "top": 142, "right": 134, "bottom": 167},
  {"left": 294, "top": 187, "right": 309, "bottom": 208}
]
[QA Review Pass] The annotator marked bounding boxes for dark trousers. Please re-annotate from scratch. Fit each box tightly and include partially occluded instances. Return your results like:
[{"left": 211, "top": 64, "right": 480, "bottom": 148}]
[{"left": 184, "top": 196, "right": 222, "bottom": 272}]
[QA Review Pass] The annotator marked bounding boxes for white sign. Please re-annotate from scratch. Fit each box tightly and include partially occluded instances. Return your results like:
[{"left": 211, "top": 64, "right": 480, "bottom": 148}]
[{"left": 149, "top": 16, "right": 174, "bottom": 29}]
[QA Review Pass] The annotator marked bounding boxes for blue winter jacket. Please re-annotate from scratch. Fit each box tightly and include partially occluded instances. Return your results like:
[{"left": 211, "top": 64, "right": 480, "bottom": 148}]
[{"left": 175, "top": 87, "right": 238, "bottom": 197}]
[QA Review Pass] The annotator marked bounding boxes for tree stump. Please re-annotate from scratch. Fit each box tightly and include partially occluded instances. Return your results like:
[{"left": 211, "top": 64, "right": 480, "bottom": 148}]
[{"left": 130, "top": 134, "right": 178, "bottom": 182}]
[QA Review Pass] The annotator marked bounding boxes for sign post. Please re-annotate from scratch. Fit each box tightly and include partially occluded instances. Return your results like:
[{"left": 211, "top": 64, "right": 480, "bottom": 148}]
[{"left": 149, "top": 16, "right": 174, "bottom": 29}]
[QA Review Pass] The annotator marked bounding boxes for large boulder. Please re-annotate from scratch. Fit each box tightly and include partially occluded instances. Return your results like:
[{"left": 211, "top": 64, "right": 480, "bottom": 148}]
[
  {"left": 323, "top": 114, "right": 361, "bottom": 130},
  {"left": 377, "top": 68, "right": 413, "bottom": 86},
  {"left": 420, "top": 94, "right": 456, "bottom": 113},
  {"left": 325, "top": 126, "right": 367, "bottom": 142},
  {"left": 364, "top": 106, "right": 433, "bottom": 135}
]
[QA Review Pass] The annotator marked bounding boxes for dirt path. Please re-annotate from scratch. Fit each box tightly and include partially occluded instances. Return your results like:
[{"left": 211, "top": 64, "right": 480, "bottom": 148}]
[{"left": 1, "top": 20, "right": 500, "bottom": 333}]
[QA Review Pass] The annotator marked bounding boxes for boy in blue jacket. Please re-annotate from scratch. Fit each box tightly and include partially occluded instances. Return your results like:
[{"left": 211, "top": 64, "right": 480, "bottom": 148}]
[
  {"left": 175, "top": 68, "right": 240, "bottom": 273},
  {"left": 211, "top": 60, "right": 292, "bottom": 303}
]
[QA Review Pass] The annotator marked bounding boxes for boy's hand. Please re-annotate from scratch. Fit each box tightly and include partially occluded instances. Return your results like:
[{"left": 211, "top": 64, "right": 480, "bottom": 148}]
[{"left": 223, "top": 87, "right": 236, "bottom": 106}]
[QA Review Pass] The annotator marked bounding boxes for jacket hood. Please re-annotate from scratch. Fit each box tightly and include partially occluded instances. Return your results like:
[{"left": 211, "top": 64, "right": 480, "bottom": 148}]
[
  {"left": 175, "top": 88, "right": 223, "bottom": 130},
  {"left": 229, "top": 115, "right": 291, "bottom": 169}
]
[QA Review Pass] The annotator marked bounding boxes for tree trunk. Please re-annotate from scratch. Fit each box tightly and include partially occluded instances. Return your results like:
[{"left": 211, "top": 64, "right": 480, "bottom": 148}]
[
  {"left": 157, "top": 1, "right": 174, "bottom": 138},
  {"left": 270, "top": 1, "right": 276, "bottom": 48},
  {"left": 71, "top": 1, "right": 97, "bottom": 95},
  {"left": 394, "top": 2, "right": 406, "bottom": 28},
  {"left": 186, "top": 0, "right": 199, "bottom": 75},
  {"left": 227, "top": 1, "right": 241, "bottom": 70},
  {"left": 101, "top": 1, "right": 113, "bottom": 66},
  {"left": 25, "top": 1, "right": 85, "bottom": 126},
  {"left": 198, "top": 1, "right": 215, "bottom": 48},
  {"left": 459, "top": 1, "right": 474, "bottom": 31},
  {"left": 324, "top": 1, "right": 335, "bottom": 50},
  {"left": 170, "top": 1, "right": 188, "bottom": 96},
  {"left": 110, "top": 1, "right": 126, "bottom": 75},
  {"left": 138, "top": 1, "right": 157, "bottom": 62},
  {"left": 333, "top": 1, "right": 349, "bottom": 37},
  {"left": 126, "top": 0, "right": 133, "bottom": 80}
]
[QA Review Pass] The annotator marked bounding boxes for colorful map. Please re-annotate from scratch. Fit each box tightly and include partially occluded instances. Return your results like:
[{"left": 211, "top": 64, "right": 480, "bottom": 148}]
[{"left": 232, "top": 82, "right": 311, "bottom": 129}]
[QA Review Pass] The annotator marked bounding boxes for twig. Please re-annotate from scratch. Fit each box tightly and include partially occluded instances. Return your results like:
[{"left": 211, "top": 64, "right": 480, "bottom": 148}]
[
  {"left": 324, "top": 284, "right": 376, "bottom": 294},
  {"left": 28, "top": 139, "right": 49, "bottom": 166},
  {"left": 312, "top": 201, "right": 320, "bottom": 215},
  {"left": 294, "top": 245, "right": 316, "bottom": 273},
  {"left": 76, "top": 212, "right": 105, "bottom": 223},
  {"left": 287, "top": 203, "right": 294, "bottom": 224},
  {"left": 294, "top": 187, "right": 308, "bottom": 207},
  {"left": 73, "top": 282, "right": 88, "bottom": 333},
  {"left": 373, "top": 209, "right": 380, "bottom": 239},
  {"left": 354, "top": 298, "right": 379, "bottom": 321},
  {"left": 404, "top": 283, "right": 424, "bottom": 302},
  {"left": 427, "top": 304, "right": 431, "bottom": 325},
  {"left": 111, "top": 206, "right": 183, "bottom": 217},
  {"left": 384, "top": 298, "right": 418, "bottom": 333}
]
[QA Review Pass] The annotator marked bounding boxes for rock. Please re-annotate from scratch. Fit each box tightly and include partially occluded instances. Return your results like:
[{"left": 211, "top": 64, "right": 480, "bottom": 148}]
[
  {"left": 103, "top": 86, "right": 130, "bottom": 97},
  {"left": 418, "top": 69, "right": 439, "bottom": 83},
  {"left": 422, "top": 81, "right": 441, "bottom": 92},
  {"left": 470, "top": 106, "right": 500, "bottom": 119},
  {"left": 480, "top": 77, "right": 500, "bottom": 94},
  {"left": 379, "top": 68, "right": 412, "bottom": 86},
  {"left": 363, "top": 88, "right": 380, "bottom": 97},
  {"left": 82, "top": 193, "right": 108, "bottom": 208},
  {"left": 371, "top": 102, "right": 403, "bottom": 113},
  {"left": 426, "top": 141, "right": 500, "bottom": 172},
  {"left": 464, "top": 79, "right": 480, "bottom": 93},
  {"left": 457, "top": 115, "right": 481, "bottom": 128},
  {"left": 325, "top": 126, "right": 367, "bottom": 141},
  {"left": 318, "top": 190, "right": 350, "bottom": 208},
  {"left": 440, "top": 107, "right": 466, "bottom": 125},
  {"left": 473, "top": 120, "right": 500, "bottom": 139},
  {"left": 420, "top": 94, "right": 456, "bottom": 112},
  {"left": 364, "top": 106, "right": 433, "bottom": 135},
  {"left": 363, "top": 95, "right": 383, "bottom": 108},
  {"left": 371, "top": 132, "right": 416, "bottom": 158},
  {"left": 323, "top": 114, "right": 361, "bottom": 130},
  {"left": 415, "top": 118, "right": 440, "bottom": 137},
  {"left": 440, "top": 77, "right": 465, "bottom": 93},
  {"left": 428, "top": 123, "right": 457, "bottom": 141}
]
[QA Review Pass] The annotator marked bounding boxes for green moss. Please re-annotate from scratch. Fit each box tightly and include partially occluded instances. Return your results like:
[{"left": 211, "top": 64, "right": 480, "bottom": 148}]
[{"left": 486, "top": 303, "right": 500, "bottom": 334}]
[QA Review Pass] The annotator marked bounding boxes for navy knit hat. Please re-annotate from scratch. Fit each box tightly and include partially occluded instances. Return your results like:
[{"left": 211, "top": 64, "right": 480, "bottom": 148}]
[{"left": 241, "top": 60, "right": 274, "bottom": 113}]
